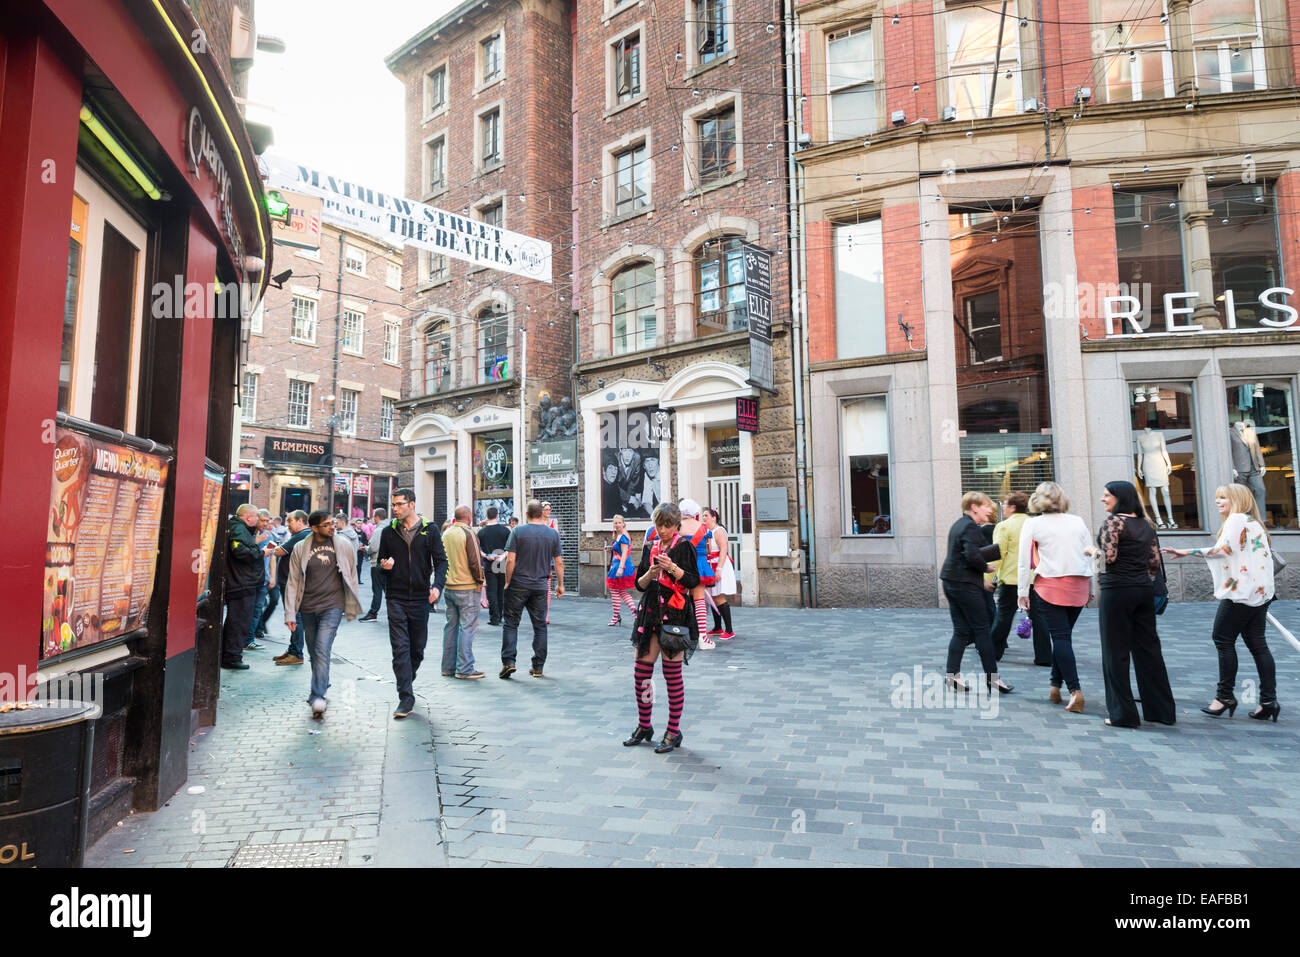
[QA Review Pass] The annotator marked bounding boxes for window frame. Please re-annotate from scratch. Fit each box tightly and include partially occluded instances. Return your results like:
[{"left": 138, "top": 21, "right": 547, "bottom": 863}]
[
  {"left": 697, "top": 104, "right": 736, "bottom": 184},
  {"left": 1098, "top": 0, "right": 1175, "bottom": 103},
  {"left": 839, "top": 394, "right": 894, "bottom": 537},
  {"left": 287, "top": 377, "right": 313, "bottom": 429},
  {"left": 611, "top": 261, "right": 658, "bottom": 355},
  {"left": 424, "top": 320, "right": 453, "bottom": 395},
  {"left": 476, "top": 103, "right": 504, "bottom": 172},
  {"left": 338, "top": 388, "right": 360, "bottom": 437},
  {"left": 477, "top": 28, "right": 505, "bottom": 90},
  {"left": 614, "top": 142, "right": 650, "bottom": 218},
  {"left": 690, "top": 0, "right": 732, "bottom": 69},
  {"left": 826, "top": 23, "right": 878, "bottom": 141},
  {"left": 381, "top": 396, "right": 396, "bottom": 441},
  {"left": 290, "top": 295, "right": 319, "bottom": 344},
  {"left": 384, "top": 320, "right": 401, "bottom": 364},
  {"left": 609, "top": 26, "right": 644, "bottom": 109},
  {"left": 341, "top": 307, "right": 366, "bottom": 357},
  {"left": 683, "top": 92, "right": 743, "bottom": 194},
  {"left": 477, "top": 305, "right": 511, "bottom": 385},
  {"left": 241, "top": 371, "right": 259, "bottom": 423},
  {"left": 419, "top": 250, "right": 450, "bottom": 287},
  {"left": 423, "top": 132, "right": 447, "bottom": 198},
  {"left": 344, "top": 244, "right": 366, "bottom": 276},
  {"left": 386, "top": 262, "right": 402, "bottom": 291},
  {"left": 1190, "top": 0, "right": 1267, "bottom": 94},
  {"left": 943, "top": 1, "right": 1024, "bottom": 120},
  {"left": 423, "top": 62, "right": 447, "bottom": 119},
  {"left": 694, "top": 235, "right": 749, "bottom": 337}
]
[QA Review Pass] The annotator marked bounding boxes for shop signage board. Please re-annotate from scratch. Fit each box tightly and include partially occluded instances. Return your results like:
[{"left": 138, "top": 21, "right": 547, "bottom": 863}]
[
  {"left": 530, "top": 471, "right": 579, "bottom": 489},
  {"left": 264, "top": 436, "right": 331, "bottom": 467},
  {"left": 741, "top": 241, "right": 774, "bottom": 393},
  {"left": 263, "top": 156, "right": 552, "bottom": 283},
  {"left": 737, "top": 396, "right": 759, "bottom": 433},
  {"left": 352, "top": 474, "right": 371, "bottom": 497},
  {"left": 709, "top": 434, "right": 740, "bottom": 474},
  {"left": 268, "top": 189, "right": 322, "bottom": 251},
  {"left": 529, "top": 439, "right": 577, "bottom": 473},
  {"left": 648, "top": 409, "right": 672, "bottom": 443},
  {"left": 42, "top": 429, "right": 170, "bottom": 660},
  {"left": 197, "top": 466, "right": 224, "bottom": 603},
  {"left": 1102, "top": 287, "right": 1298, "bottom": 336}
]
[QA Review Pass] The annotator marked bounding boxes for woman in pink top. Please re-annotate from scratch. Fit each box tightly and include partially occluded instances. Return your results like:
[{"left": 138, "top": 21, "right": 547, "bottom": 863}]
[{"left": 1017, "top": 482, "right": 1096, "bottom": 713}]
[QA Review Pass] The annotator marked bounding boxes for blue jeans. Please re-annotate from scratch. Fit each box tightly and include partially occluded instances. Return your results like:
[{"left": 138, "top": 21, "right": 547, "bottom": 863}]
[
  {"left": 299, "top": 607, "right": 343, "bottom": 702},
  {"left": 248, "top": 581, "right": 268, "bottom": 644},
  {"left": 442, "top": 588, "right": 481, "bottom": 675},
  {"left": 1039, "top": 598, "right": 1084, "bottom": 693},
  {"left": 387, "top": 599, "right": 430, "bottom": 702},
  {"left": 284, "top": 585, "right": 305, "bottom": 657},
  {"left": 501, "top": 584, "right": 548, "bottom": 669}
]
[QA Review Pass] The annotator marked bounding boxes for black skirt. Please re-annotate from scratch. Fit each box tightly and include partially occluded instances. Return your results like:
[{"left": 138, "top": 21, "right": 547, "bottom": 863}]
[{"left": 629, "top": 537, "right": 701, "bottom": 661}]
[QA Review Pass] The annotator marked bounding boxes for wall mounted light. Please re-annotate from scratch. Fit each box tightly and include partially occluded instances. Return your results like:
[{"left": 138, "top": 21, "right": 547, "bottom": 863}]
[{"left": 79, "top": 105, "right": 162, "bottom": 200}]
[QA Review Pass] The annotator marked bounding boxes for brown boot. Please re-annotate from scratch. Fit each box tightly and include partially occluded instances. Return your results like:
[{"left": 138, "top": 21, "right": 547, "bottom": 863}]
[
  {"left": 1065, "top": 690, "right": 1085, "bottom": 713},
  {"left": 1048, "top": 686, "right": 1062, "bottom": 704}
]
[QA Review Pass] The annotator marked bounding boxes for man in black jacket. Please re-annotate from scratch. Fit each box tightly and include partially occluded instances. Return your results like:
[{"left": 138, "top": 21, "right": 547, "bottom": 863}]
[
  {"left": 222, "top": 505, "right": 274, "bottom": 669},
  {"left": 377, "top": 487, "right": 447, "bottom": 718}
]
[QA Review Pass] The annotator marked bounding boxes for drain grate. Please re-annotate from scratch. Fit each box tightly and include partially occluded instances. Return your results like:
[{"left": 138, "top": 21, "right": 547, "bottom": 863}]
[{"left": 228, "top": 840, "right": 347, "bottom": 868}]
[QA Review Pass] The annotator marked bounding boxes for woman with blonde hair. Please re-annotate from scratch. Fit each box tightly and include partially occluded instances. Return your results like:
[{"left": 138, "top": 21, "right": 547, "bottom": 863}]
[
  {"left": 606, "top": 514, "right": 638, "bottom": 625},
  {"left": 1017, "top": 482, "right": 1094, "bottom": 713},
  {"left": 1163, "top": 484, "right": 1279, "bottom": 721},
  {"left": 941, "top": 491, "right": 1012, "bottom": 693}
]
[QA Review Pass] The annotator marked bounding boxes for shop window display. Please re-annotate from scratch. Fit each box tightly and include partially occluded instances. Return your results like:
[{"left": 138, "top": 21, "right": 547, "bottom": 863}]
[
  {"left": 473, "top": 429, "right": 514, "bottom": 524},
  {"left": 1129, "top": 383, "right": 1201, "bottom": 530},
  {"left": 841, "top": 396, "right": 891, "bottom": 535},
  {"left": 1225, "top": 380, "right": 1298, "bottom": 530}
]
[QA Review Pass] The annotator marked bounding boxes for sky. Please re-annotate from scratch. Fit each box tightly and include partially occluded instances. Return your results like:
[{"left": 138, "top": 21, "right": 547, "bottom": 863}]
[{"left": 246, "top": 0, "right": 457, "bottom": 195}]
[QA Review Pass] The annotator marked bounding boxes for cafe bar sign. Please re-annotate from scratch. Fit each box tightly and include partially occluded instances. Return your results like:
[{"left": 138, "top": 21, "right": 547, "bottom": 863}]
[
  {"left": 264, "top": 436, "right": 331, "bottom": 467},
  {"left": 1104, "top": 287, "right": 1297, "bottom": 336}
]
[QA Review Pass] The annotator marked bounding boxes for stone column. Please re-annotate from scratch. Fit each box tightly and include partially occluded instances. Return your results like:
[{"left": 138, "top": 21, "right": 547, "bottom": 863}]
[
  {"left": 1182, "top": 171, "right": 1222, "bottom": 329},
  {"left": 1168, "top": 0, "right": 1196, "bottom": 97}
]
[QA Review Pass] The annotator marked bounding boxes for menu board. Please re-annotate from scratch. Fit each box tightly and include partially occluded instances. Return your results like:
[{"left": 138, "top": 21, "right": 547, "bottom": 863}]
[
  {"left": 42, "top": 428, "right": 170, "bottom": 660},
  {"left": 197, "top": 467, "right": 224, "bottom": 602}
]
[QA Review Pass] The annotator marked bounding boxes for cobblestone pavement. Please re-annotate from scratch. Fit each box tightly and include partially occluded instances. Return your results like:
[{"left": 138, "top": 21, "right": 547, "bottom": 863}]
[{"left": 88, "top": 583, "right": 1300, "bottom": 868}]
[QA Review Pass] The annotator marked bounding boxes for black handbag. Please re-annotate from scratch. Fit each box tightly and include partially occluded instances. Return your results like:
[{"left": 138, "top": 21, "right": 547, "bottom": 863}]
[
  {"left": 1152, "top": 531, "right": 1169, "bottom": 615},
  {"left": 657, "top": 623, "right": 693, "bottom": 654}
]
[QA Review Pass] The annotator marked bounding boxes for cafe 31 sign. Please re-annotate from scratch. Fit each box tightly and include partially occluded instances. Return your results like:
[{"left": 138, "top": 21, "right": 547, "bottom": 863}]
[{"left": 1103, "top": 287, "right": 1298, "bottom": 336}]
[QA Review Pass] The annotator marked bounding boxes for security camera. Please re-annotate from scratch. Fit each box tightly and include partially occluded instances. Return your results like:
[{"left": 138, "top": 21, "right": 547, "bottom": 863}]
[{"left": 796, "top": 132, "right": 812, "bottom": 149}]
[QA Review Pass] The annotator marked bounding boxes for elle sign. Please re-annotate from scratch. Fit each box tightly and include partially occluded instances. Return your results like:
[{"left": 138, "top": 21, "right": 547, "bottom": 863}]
[{"left": 1104, "top": 288, "right": 1297, "bottom": 336}]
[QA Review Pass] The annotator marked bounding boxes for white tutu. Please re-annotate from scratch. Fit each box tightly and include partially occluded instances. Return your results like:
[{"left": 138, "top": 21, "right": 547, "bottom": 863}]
[{"left": 708, "top": 555, "right": 737, "bottom": 596}]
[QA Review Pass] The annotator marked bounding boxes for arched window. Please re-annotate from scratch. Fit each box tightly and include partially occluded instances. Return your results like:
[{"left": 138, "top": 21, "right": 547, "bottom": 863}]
[
  {"left": 477, "top": 304, "right": 510, "bottom": 383},
  {"left": 424, "top": 321, "right": 451, "bottom": 395},
  {"left": 611, "top": 262, "right": 656, "bottom": 355},
  {"left": 694, "top": 236, "right": 747, "bottom": 337}
]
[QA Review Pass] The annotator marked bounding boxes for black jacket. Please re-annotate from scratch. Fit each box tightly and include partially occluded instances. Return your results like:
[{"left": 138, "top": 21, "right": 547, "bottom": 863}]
[
  {"left": 225, "top": 516, "right": 265, "bottom": 598},
  {"left": 630, "top": 535, "right": 702, "bottom": 659},
  {"left": 377, "top": 517, "right": 448, "bottom": 601},
  {"left": 939, "top": 515, "right": 988, "bottom": 588}
]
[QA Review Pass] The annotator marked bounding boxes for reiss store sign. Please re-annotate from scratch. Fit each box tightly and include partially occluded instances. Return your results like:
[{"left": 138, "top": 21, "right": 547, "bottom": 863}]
[{"left": 1104, "top": 287, "right": 1298, "bottom": 336}]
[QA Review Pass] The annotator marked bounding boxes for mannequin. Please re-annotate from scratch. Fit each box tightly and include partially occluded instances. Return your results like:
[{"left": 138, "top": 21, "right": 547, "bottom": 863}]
[
  {"left": 1230, "top": 420, "right": 1267, "bottom": 520},
  {"left": 1136, "top": 427, "right": 1177, "bottom": 528}
]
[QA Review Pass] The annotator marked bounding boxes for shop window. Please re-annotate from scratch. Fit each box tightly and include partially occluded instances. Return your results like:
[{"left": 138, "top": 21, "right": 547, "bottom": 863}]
[
  {"left": 1113, "top": 187, "right": 1184, "bottom": 328},
  {"left": 612, "top": 262, "right": 657, "bottom": 355},
  {"left": 1190, "top": 0, "right": 1266, "bottom": 93},
  {"left": 241, "top": 371, "right": 259, "bottom": 423},
  {"left": 291, "top": 296, "right": 318, "bottom": 343},
  {"left": 424, "top": 322, "right": 452, "bottom": 394},
  {"left": 827, "top": 25, "right": 877, "bottom": 140},
  {"left": 287, "top": 378, "right": 312, "bottom": 428},
  {"left": 1226, "top": 380, "right": 1298, "bottom": 530},
  {"left": 425, "top": 136, "right": 446, "bottom": 194},
  {"left": 350, "top": 474, "right": 371, "bottom": 519},
  {"left": 1207, "top": 182, "right": 1280, "bottom": 329},
  {"left": 344, "top": 245, "right": 366, "bottom": 276},
  {"left": 945, "top": 2, "right": 1021, "bottom": 119},
  {"left": 474, "top": 428, "right": 514, "bottom": 524},
  {"left": 695, "top": 236, "right": 747, "bottom": 336},
  {"left": 424, "top": 64, "right": 446, "bottom": 115},
  {"left": 341, "top": 309, "right": 364, "bottom": 355},
  {"left": 372, "top": 477, "right": 391, "bottom": 514},
  {"left": 614, "top": 32, "right": 642, "bottom": 103},
  {"left": 694, "top": 0, "right": 730, "bottom": 65},
  {"left": 58, "top": 194, "right": 88, "bottom": 414},
  {"left": 338, "top": 389, "right": 359, "bottom": 436},
  {"left": 1101, "top": 0, "right": 1173, "bottom": 102},
  {"left": 478, "top": 305, "right": 510, "bottom": 383},
  {"left": 697, "top": 105, "right": 736, "bottom": 184},
  {"left": 834, "top": 219, "right": 886, "bottom": 358},
  {"left": 480, "top": 108, "right": 502, "bottom": 169},
  {"left": 381, "top": 397, "right": 396, "bottom": 440},
  {"left": 950, "top": 210, "right": 1054, "bottom": 501},
  {"left": 1129, "top": 383, "right": 1202, "bottom": 530},
  {"left": 841, "top": 396, "right": 891, "bottom": 535},
  {"left": 614, "top": 144, "right": 649, "bottom": 217},
  {"left": 333, "top": 473, "right": 351, "bottom": 514}
]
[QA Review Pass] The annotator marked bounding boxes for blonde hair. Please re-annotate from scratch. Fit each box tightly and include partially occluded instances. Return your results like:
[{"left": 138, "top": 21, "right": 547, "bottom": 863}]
[
  {"left": 960, "top": 491, "right": 992, "bottom": 513},
  {"left": 1215, "top": 483, "right": 1268, "bottom": 544},
  {"left": 611, "top": 514, "right": 625, "bottom": 527},
  {"left": 1028, "top": 481, "right": 1069, "bottom": 514}
]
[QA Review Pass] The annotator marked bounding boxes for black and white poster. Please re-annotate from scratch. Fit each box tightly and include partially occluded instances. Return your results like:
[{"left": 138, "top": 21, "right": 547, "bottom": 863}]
[{"left": 599, "top": 405, "right": 663, "bottom": 521}]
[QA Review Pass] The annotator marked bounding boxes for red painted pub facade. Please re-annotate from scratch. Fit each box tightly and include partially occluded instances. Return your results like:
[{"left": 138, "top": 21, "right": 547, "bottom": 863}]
[{"left": 0, "top": 0, "right": 270, "bottom": 842}]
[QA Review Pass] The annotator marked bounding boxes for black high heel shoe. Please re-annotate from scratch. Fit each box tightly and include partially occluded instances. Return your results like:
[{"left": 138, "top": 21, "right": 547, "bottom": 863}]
[
  {"left": 653, "top": 730, "right": 683, "bottom": 753},
  {"left": 623, "top": 725, "right": 654, "bottom": 746},
  {"left": 987, "top": 677, "right": 1014, "bottom": 694},
  {"left": 1201, "top": 698, "right": 1238, "bottom": 718},
  {"left": 1249, "top": 701, "right": 1281, "bottom": 722}
]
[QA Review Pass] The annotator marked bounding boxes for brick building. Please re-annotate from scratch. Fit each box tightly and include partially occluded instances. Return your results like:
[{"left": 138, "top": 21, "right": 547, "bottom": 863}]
[
  {"left": 234, "top": 221, "right": 405, "bottom": 519},
  {"left": 570, "top": 0, "right": 805, "bottom": 605},
  {"left": 795, "top": 0, "right": 1300, "bottom": 605},
  {"left": 386, "top": 0, "right": 578, "bottom": 583}
]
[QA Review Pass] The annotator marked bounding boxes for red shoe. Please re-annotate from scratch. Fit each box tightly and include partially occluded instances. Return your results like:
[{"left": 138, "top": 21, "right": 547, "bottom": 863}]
[
  {"left": 706, "top": 628, "right": 724, "bottom": 636},
  {"left": 716, "top": 632, "right": 735, "bottom": 641}
]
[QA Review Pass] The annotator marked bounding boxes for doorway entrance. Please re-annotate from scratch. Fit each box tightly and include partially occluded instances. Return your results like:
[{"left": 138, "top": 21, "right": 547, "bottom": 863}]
[
  {"left": 282, "top": 487, "right": 311, "bottom": 515},
  {"left": 705, "top": 426, "right": 741, "bottom": 569}
]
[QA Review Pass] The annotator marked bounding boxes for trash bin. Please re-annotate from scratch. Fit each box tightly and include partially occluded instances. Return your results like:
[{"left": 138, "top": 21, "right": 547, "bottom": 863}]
[{"left": 0, "top": 701, "right": 101, "bottom": 868}]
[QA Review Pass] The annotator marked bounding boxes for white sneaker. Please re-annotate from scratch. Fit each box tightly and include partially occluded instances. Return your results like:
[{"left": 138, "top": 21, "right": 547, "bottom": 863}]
[
  {"left": 311, "top": 697, "right": 327, "bottom": 717},
  {"left": 698, "top": 635, "right": 716, "bottom": 649}
]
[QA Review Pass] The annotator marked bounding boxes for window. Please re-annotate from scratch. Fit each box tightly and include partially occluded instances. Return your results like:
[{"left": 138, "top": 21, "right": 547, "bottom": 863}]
[
  {"left": 614, "top": 144, "right": 649, "bottom": 216},
  {"left": 424, "top": 65, "right": 446, "bottom": 115},
  {"left": 695, "top": 237, "right": 747, "bottom": 335},
  {"left": 1113, "top": 188, "right": 1184, "bottom": 328},
  {"left": 381, "top": 396, "right": 396, "bottom": 441},
  {"left": 833, "top": 219, "right": 886, "bottom": 358},
  {"left": 694, "top": 0, "right": 730, "bottom": 64},
  {"left": 1191, "top": 0, "right": 1265, "bottom": 93},
  {"left": 1226, "top": 380, "right": 1298, "bottom": 530},
  {"left": 945, "top": 3, "right": 1020, "bottom": 119},
  {"left": 841, "top": 396, "right": 891, "bottom": 535},
  {"left": 241, "top": 371, "right": 258, "bottom": 423},
  {"left": 1206, "top": 182, "right": 1280, "bottom": 329},
  {"left": 344, "top": 245, "right": 366, "bottom": 275},
  {"left": 612, "top": 262, "right": 657, "bottom": 354},
  {"left": 827, "top": 26, "right": 876, "bottom": 139},
  {"left": 384, "top": 321, "right": 400, "bottom": 363},
  {"left": 341, "top": 309, "right": 364, "bottom": 354},
  {"left": 287, "top": 378, "right": 312, "bottom": 428},
  {"left": 615, "top": 32, "right": 642, "bottom": 103},
  {"left": 386, "top": 262, "right": 402, "bottom": 290},
  {"left": 424, "top": 322, "right": 452, "bottom": 394},
  {"left": 697, "top": 106, "right": 736, "bottom": 184},
  {"left": 1129, "top": 383, "right": 1202, "bottom": 530},
  {"left": 964, "top": 290, "right": 1003, "bottom": 364},
  {"left": 425, "top": 136, "right": 446, "bottom": 194},
  {"left": 473, "top": 429, "right": 514, "bottom": 524},
  {"left": 420, "top": 251, "right": 449, "bottom": 285},
  {"left": 479, "top": 200, "right": 503, "bottom": 229},
  {"left": 478, "top": 305, "right": 510, "bottom": 384},
  {"left": 481, "top": 33, "right": 502, "bottom": 84},
  {"left": 1101, "top": 0, "right": 1172, "bottom": 102},
  {"left": 250, "top": 301, "right": 264, "bottom": 335},
  {"left": 291, "top": 296, "right": 318, "bottom": 343},
  {"left": 339, "top": 389, "right": 359, "bottom": 436},
  {"left": 480, "top": 109, "right": 501, "bottom": 168}
]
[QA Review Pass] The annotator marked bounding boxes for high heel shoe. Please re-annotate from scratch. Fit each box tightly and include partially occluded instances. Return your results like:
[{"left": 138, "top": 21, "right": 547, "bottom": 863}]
[
  {"left": 945, "top": 674, "right": 971, "bottom": 693},
  {"left": 653, "top": 730, "right": 683, "bottom": 753},
  {"left": 1200, "top": 698, "right": 1237, "bottom": 718},
  {"left": 1248, "top": 701, "right": 1281, "bottom": 722},
  {"left": 987, "top": 676, "right": 1014, "bottom": 694},
  {"left": 623, "top": 724, "right": 654, "bottom": 746},
  {"left": 608, "top": 616, "right": 621, "bottom": 626}
]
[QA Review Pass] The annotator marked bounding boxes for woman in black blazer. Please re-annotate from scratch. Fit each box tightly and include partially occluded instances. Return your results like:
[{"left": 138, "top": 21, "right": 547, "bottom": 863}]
[
  {"left": 624, "top": 502, "right": 702, "bottom": 754},
  {"left": 942, "top": 491, "right": 1013, "bottom": 693}
]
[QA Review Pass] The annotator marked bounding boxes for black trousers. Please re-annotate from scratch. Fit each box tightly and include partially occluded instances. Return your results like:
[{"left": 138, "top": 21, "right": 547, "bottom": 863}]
[
  {"left": 1099, "top": 584, "right": 1176, "bottom": 726},
  {"left": 989, "top": 583, "right": 1019, "bottom": 659},
  {"left": 221, "top": 590, "right": 257, "bottom": 665},
  {"left": 943, "top": 581, "right": 998, "bottom": 678},
  {"left": 366, "top": 564, "right": 386, "bottom": 616},
  {"left": 1211, "top": 599, "right": 1276, "bottom": 704},
  {"left": 1029, "top": 587, "right": 1054, "bottom": 666},
  {"left": 484, "top": 569, "right": 506, "bottom": 623}
]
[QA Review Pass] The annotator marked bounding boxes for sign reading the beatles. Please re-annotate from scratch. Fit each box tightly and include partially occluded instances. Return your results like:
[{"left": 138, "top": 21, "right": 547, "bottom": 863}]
[
  {"left": 741, "top": 241, "right": 774, "bottom": 392},
  {"left": 264, "top": 157, "right": 552, "bottom": 283},
  {"left": 529, "top": 439, "right": 578, "bottom": 473},
  {"left": 43, "top": 429, "right": 170, "bottom": 660},
  {"left": 264, "top": 436, "right": 331, "bottom": 467}
]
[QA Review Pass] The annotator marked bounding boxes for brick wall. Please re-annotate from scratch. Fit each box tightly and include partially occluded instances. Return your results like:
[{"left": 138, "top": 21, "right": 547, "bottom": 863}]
[
  {"left": 882, "top": 1, "right": 939, "bottom": 124},
  {"left": 805, "top": 219, "right": 836, "bottom": 361},
  {"left": 1276, "top": 170, "right": 1300, "bottom": 291},
  {"left": 881, "top": 201, "right": 925, "bottom": 352},
  {"left": 1071, "top": 185, "right": 1119, "bottom": 340}
]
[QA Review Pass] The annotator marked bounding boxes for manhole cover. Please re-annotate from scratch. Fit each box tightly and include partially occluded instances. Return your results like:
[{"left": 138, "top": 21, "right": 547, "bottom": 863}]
[{"left": 228, "top": 840, "right": 347, "bottom": 868}]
